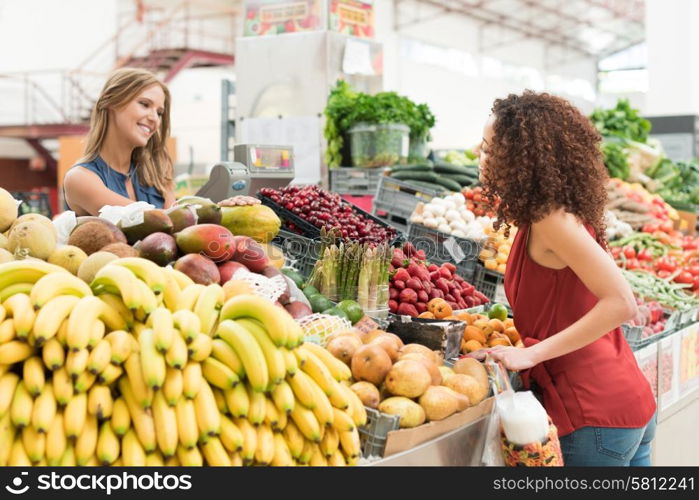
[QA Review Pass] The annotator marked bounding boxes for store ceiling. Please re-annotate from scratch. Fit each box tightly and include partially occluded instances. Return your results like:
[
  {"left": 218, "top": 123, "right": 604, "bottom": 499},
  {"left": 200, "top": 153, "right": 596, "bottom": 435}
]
[{"left": 396, "top": 0, "right": 645, "bottom": 61}]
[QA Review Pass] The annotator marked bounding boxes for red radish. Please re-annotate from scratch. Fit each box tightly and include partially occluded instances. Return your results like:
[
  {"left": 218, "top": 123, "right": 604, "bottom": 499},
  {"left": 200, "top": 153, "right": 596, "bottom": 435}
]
[
  {"left": 399, "top": 288, "right": 418, "bottom": 304},
  {"left": 389, "top": 300, "right": 398, "bottom": 313},
  {"left": 433, "top": 289, "right": 445, "bottom": 299},
  {"left": 443, "top": 263, "right": 456, "bottom": 273},
  {"left": 397, "top": 303, "right": 418, "bottom": 316},
  {"left": 435, "top": 278, "right": 450, "bottom": 294},
  {"left": 403, "top": 242, "right": 416, "bottom": 258},
  {"left": 454, "top": 274, "right": 464, "bottom": 282},
  {"left": 462, "top": 284, "right": 475, "bottom": 296},
  {"left": 439, "top": 267, "right": 452, "bottom": 279},
  {"left": 422, "top": 280, "right": 432, "bottom": 294},
  {"left": 445, "top": 294, "right": 456, "bottom": 302},
  {"left": 464, "top": 296, "right": 475, "bottom": 307},
  {"left": 415, "top": 302, "right": 427, "bottom": 314},
  {"left": 418, "top": 290, "right": 429, "bottom": 303},
  {"left": 474, "top": 290, "right": 490, "bottom": 303},
  {"left": 416, "top": 250, "right": 426, "bottom": 260},
  {"left": 389, "top": 288, "right": 399, "bottom": 300},
  {"left": 393, "top": 268, "right": 410, "bottom": 282},
  {"left": 391, "top": 256, "right": 404, "bottom": 268},
  {"left": 393, "top": 280, "right": 405, "bottom": 290},
  {"left": 406, "top": 278, "right": 423, "bottom": 291},
  {"left": 428, "top": 289, "right": 441, "bottom": 300},
  {"left": 430, "top": 271, "right": 441, "bottom": 281},
  {"left": 447, "top": 301, "right": 458, "bottom": 309},
  {"left": 428, "top": 264, "right": 439, "bottom": 272}
]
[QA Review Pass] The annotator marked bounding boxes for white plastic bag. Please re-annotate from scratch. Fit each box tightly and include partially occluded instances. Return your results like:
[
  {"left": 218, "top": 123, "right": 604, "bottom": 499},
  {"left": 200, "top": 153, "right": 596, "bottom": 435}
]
[
  {"left": 496, "top": 391, "right": 549, "bottom": 446},
  {"left": 52, "top": 210, "right": 77, "bottom": 245},
  {"left": 99, "top": 202, "right": 154, "bottom": 228}
]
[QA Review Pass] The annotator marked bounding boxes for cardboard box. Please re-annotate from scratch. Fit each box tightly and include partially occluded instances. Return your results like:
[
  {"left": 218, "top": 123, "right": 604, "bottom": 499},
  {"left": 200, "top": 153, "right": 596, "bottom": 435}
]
[
  {"left": 675, "top": 210, "right": 697, "bottom": 235},
  {"left": 383, "top": 396, "right": 494, "bottom": 457}
]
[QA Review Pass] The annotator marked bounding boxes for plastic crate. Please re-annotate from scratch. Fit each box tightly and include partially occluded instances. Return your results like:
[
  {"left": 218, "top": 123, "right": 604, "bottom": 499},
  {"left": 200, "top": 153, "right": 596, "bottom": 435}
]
[
  {"left": 271, "top": 230, "right": 320, "bottom": 279},
  {"left": 358, "top": 406, "right": 401, "bottom": 458},
  {"left": 372, "top": 175, "right": 445, "bottom": 221},
  {"left": 12, "top": 191, "right": 52, "bottom": 218},
  {"left": 407, "top": 223, "right": 483, "bottom": 282},
  {"left": 373, "top": 208, "right": 408, "bottom": 233},
  {"left": 472, "top": 263, "right": 507, "bottom": 305},
  {"left": 329, "top": 167, "right": 384, "bottom": 195}
]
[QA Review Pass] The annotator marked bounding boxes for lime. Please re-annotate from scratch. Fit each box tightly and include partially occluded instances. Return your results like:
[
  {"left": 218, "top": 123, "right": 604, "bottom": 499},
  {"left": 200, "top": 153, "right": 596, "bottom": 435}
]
[
  {"left": 322, "top": 307, "right": 349, "bottom": 321},
  {"left": 488, "top": 303, "right": 509, "bottom": 321},
  {"left": 309, "top": 295, "right": 333, "bottom": 314},
  {"left": 336, "top": 300, "right": 364, "bottom": 325},
  {"left": 302, "top": 285, "right": 320, "bottom": 299},
  {"left": 281, "top": 269, "right": 304, "bottom": 289}
]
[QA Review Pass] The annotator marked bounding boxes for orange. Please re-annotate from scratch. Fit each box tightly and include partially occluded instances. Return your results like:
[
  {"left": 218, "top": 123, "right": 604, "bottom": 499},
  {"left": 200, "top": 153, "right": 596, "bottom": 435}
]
[
  {"left": 418, "top": 311, "right": 435, "bottom": 319},
  {"left": 504, "top": 326, "right": 520, "bottom": 344},
  {"left": 497, "top": 263, "right": 507, "bottom": 274},
  {"left": 484, "top": 259, "right": 498, "bottom": 271},
  {"left": 428, "top": 299, "right": 452, "bottom": 319},
  {"left": 463, "top": 325, "right": 486, "bottom": 345},
  {"left": 496, "top": 252, "right": 509, "bottom": 264},
  {"left": 488, "top": 337, "right": 511, "bottom": 348},
  {"left": 462, "top": 340, "right": 484, "bottom": 353},
  {"left": 456, "top": 312, "right": 473, "bottom": 323},
  {"left": 487, "top": 319, "right": 505, "bottom": 333},
  {"left": 503, "top": 318, "right": 515, "bottom": 329}
]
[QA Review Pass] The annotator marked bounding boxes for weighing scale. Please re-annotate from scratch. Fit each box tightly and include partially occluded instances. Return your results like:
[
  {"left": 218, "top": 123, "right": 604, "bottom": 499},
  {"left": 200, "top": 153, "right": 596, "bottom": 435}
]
[{"left": 195, "top": 144, "right": 295, "bottom": 202}]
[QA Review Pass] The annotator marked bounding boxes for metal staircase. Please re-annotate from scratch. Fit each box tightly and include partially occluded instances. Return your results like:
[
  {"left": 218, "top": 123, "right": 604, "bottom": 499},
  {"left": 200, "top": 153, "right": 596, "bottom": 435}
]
[{"left": 0, "top": 0, "right": 239, "bottom": 174}]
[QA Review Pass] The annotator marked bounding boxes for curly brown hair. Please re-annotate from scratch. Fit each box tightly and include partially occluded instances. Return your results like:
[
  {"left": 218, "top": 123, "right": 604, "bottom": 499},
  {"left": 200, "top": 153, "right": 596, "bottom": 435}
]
[{"left": 481, "top": 91, "right": 608, "bottom": 244}]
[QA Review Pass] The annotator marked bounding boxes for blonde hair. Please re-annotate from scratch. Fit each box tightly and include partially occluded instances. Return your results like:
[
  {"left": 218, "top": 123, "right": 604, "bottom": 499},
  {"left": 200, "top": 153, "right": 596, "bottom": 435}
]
[{"left": 79, "top": 67, "right": 173, "bottom": 196}]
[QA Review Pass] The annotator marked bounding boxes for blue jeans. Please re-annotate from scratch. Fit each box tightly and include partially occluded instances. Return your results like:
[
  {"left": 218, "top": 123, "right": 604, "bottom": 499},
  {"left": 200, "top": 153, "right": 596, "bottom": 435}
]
[{"left": 559, "top": 414, "right": 657, "bottom": 466}]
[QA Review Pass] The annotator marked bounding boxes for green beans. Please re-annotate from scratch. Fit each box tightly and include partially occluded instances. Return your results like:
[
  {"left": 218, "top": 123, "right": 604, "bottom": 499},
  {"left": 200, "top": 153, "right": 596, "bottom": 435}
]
[{"left": 622, "top": 269, "right": 699, "bottom": 310}]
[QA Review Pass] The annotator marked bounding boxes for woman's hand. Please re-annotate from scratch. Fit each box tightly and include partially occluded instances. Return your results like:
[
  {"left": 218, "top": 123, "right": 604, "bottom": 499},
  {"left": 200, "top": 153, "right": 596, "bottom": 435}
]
[{"left": 486, "top": 346, "right": 540, "bottom": 372}]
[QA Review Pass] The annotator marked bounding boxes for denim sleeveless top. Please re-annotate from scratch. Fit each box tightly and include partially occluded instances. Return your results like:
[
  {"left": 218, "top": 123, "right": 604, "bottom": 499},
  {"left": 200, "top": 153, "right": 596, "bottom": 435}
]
[{"left": 66, "top": 155, "right": 164, "bottom": 211}]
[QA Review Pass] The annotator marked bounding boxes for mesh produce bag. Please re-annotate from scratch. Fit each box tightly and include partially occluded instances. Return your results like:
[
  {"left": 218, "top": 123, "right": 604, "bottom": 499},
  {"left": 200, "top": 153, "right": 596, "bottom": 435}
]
[
  {"left": 298, "top": 313, "right": 352, "bottom": 346},
  {"left": 231, "top": 269, "right": 288, "bottom": 303}
]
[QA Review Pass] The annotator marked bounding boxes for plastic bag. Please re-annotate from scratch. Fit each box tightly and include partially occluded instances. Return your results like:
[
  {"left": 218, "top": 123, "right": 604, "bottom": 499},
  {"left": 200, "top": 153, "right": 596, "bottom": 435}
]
[
  {"left": 52, "top": 210, "right": 77, "bottom": 245},
  {"left": 99, "top": 202, "right": 154, "bottom": 228},
  {"left": 497, "top": 391, "right": 549, "bottom": 446}
]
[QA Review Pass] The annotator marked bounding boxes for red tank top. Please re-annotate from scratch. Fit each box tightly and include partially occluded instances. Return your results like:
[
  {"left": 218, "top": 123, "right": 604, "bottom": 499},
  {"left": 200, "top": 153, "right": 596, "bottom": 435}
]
[{"left": 504, "top": 223, "right": 656, "bottom": 436}]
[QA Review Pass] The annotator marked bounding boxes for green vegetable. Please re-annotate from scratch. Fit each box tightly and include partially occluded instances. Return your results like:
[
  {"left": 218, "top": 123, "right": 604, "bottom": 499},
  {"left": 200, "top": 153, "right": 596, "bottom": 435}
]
[
  {"left": 590, "top": 99, "right": 651, "bottom": 143},
  {"left": 621, "top": 269, "right": 699, "bottom": 310},
  {"left": 433, "top": 176, "right": 462, "bottom": 192},
  {"left": 434, "top": 162, "right": 480, "bottom": 176},
  {"left": 281, "top": 269, "right": 305, "bottom": 289},
  {"left": 321, "top": 307, "right": 349, "bottom": 321},
  {"left": 601, "top": 141, "right": 630, "bottom": 180},
  {"left": 390, "top": 171, "right": 439, "bottom": 182},
  {"left": 302, "top": 285, "right": 320, "bottom": 299},
  {"left": 389, "top": 164, "right": 433, "bottom": 173},
  {"left": 309, "top": 294, "right": 333, "bottom": 314},
  {"left": 399, "top": 180, "right": 448, "bottom": 193},
  {"left": 444, "top": 174, "right": 478, "bottom": 187}
]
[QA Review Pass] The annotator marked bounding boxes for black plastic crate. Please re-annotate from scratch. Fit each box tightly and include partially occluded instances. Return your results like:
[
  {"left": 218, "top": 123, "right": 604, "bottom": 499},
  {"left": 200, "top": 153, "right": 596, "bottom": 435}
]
[
  {"left": 407, "top": 223, "right": 482, "bottom": 282},
  {"left": 373, "top": 208, "right": 408, "bottom": 233},
  {"left": 13, "top": 191, "right": 52, "bottom": 218},
  {"left": 271, "top": 230, "right": 320, "bottom": 280},
  {"left": 358, "top": 406, "right": 401, "bottom": 458},
  {"left": 372, "top": 175, "right": 445, "bottom": 221},
  {"left": 472, "top": 263, "right": 507, "bottom": 305},
  {"left": 329, "top": 167, "right": 384, "bottom": 195}
]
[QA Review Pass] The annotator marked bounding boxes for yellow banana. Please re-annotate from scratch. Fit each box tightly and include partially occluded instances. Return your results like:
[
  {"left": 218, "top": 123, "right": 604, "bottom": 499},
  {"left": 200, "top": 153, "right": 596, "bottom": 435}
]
[
  {"left": 0, "top": 340, "right": 33, "bottom": 365},
  {"left": 118, "top": 378, "right": 156, "bottom": 452},
  {"left": 56, "top": 319, "right": 68, "bottom": 346},
  {"left": 237, "top": 318, "right": 286, "bottom": 387},
  {"left": 213, "top": 387, "right": 228, "bottom": 414},
  {"left": 97, "top": 293, "right": 134, "bottom": 329},
  {"left": 160, "top": 270, "right": 181, "bottom": 312},
  {"left": 10, "top": 381, "right": 33, "bottom": 429},
  {"left": 163, "top": 367, "right": 183, "bottom": 406},
  {"left": 329, "top": 449, "right": 347, "bottom": 466},
  {"left": 0, "top": 303, "right": 3, "bottom": 323},
  {"left": 309, "top": 443, "right": 327, "bottom": 466},
  {"left": 75, "top": 371, "right": 97, "bottom": 394},
  {"left": 0, "top": 372, "right": 20, "bottom": 416},
  {"left": 32, "top": 385, "right": 56, "bottom": 433},
  {"left": 66, "top": 348, "right": 89, "bottom": 380},
  {"left": 272, "top": 431, "right": 294, "bottom": 466},
  {"left": 0, "top": 317, "right": 15, "bottom": 343},
  {"left": 64, "top": 392, "right": 87, "bottom": 440},
  {"left": 138, "top": 328, "right": 166, "bottom": 390},
  {"left": 187, "top": 332, "right": 213, "bottom": 362},
  {"left": 175, "top": 398, "right": 199, "bottom": 449},
  {"left": 176, "top": 283, "right": 206, "bottom": 312},
  {"left": 219, "top": 415, "right": 244, "bottom": 453},
  {"left": 0, "top": 283, "right": 33, "bottom": 305},
  {"left": 299, "top": 346, "right": 338, "bottom": 398},
  {"left": 194, "top": 381, "right": 220, "bottom": 439},
  {"left": 297, "top": 439, "right": 313, "bottom": 464},
  {"left": 23, "top": 355, "right": 45, "bottom": 396},
  {"left": 177, "top": 443, "right": 203, "bottom": 466},
  {"left": 147, "top": 307, "right": 174, "bottom": 353},
  {"left": 59, "top": 443, "right": 76, "bottom": 466},
  {"left": 283, "top": 420, "right": 305, "bottom": 459},
  {"left": 271, "top": 380, "right": 295, "bottom": 417},
  {"left": 88, "top": 319, "right": 106, "bottom": 348},
  {"left": 254, "top": 423, "right": 275, "bottom": 465},
  {"left": 121, "top": 429, "right": 146, "bottom": 466},
  {"left": 201, "top": 437, "right": 231, "bottom": 466},
  {"left": 320, "top": 426, "right": 340, "bottom": 458},
  {"left": 52, "top": 367, "right": 73, "bottom": 406},
  {"left": 302, "top": 342, "right": 352, "bottom": 381},
  {"left": 8, "top": 435, "right": 31, "bottom": 466},
  {"left": 87, "top": 385, "right": 113, "bottom": 420},
  {"left": 66, "top": 297, "right": 107, "bottom": 351},
  {"left": 339, "top": 427, "right": 361, "bottom": 459},
  {"left": 91, "top": 264, "right": 141, "bottom": 310},
  {"left": 224, "top": 384, "right": 249, "bottom": 418},
  {"left": 110, "top": 257, "right": 166, "bottom": 295},
  {"left": 75, "top": 413, "right": 98, "bottom": 465},
  {"left": 87, "top": 339, "right": 111, "bottom": 375},
  {"left": 216, "top": 320, "right": 268, "bottom": 392},
  {"left": 287, "top": 370, "right": 317, "bottom": 409},
  {"left": 211, "top": 338, "right": 244, "bottom": 377},
  {"left": 172, "top": 309, "right": 200, "bottom": 344},
  {"left": 230, "top": 452, "right": 243, "bottom": 466},
  {"left": 3, "top": 292, "right": 35, "bottom": 339},
  {"left": 32, "top": 295, "right": 80, "bottom": 345},
  {"left": 247, "top": 385, "right": 266, "bottom": 426},
  {"left": 22, "top": 425, "right": 45, "bottom": 463},
  {"left": 97, "top": 363, "right": 123, "bottom": 386},
  {"left": 234, "top": 417, "right": 257, "bottom": 464},
  {"left": 0, "top": 260, "right": 67, "bottom": 289},
  {"left": 147, "top": 450, "right": 165, "bottom": 466},
  {"left": 41, "top": 337, "right": 65, "bottom": 371},
  {"left": 219, "top": 294, "right": 289, "bottom": 347},
  {"left": 124, "top": 352, "right": 153, "bottom": 408},
  {"left": 165, "top": 329, "right": 188, "bottom": 369},
  {"left": 110, "top": 398, "right": 130, "bottom": 437},
  {"left": 166, "top": 267, "right": 195, "bottom": 289},
  {"left": 290, "top": 402, "right": 321, "bottom": 443},
  {"left": 331, "top": 407, "right": 354, "bottom": 433},
  {"left": 30, "top": 271, "right": 92, "bottom": 308},
  {"left": 46, "top": 411, "right": 66, "bottom": 466},
  {"left": 152, "top": 390, "right": 178, "bottom": 458},
  {"left": 282, "top": 347, "right": 298, "bottom": 375},
  {"left": 202, "top": 357, "right": 240, "bottom": 390},
  {"left": 340, "top": 383, "right": 367, "bottom": 427},
  {"left": 104, "top": 330, "right": 132, "bottom": 366},
  {"left": 194, "top": 284, "right": 224, "bottom": 335},
  {"left": 308, "top": 379, "right": 334, "bottom": 428},
  {"left": 328, "top": 380, "right": 352, "bottom": 411},
  {"left": 182, "top": 361, "right": 202, "bottom": 399},
  {"left": 264, "top": 396, "right": 281, "bottom": 430},
  {"left": 97, "top": 421, "right": 120, "bottom": 465}
]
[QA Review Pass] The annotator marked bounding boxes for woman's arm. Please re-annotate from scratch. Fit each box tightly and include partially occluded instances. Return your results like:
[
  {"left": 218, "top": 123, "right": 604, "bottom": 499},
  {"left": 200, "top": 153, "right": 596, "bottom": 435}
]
[
  {"left": 163, "top": 180, "right": 176, "bottom": 209},
  {"left": 64, "top": 166, "right": 135, "bottom": 216},
  {"left": 490, "top": 210, "right": 638, "bottom": 370}
]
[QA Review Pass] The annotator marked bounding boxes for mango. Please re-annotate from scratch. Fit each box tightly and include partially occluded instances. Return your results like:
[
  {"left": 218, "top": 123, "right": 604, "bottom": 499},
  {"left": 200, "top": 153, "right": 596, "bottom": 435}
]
[
  {"left": 135, "top": 232, "right": 178, "bottom": 266},
  {"left": 175, "top": 224, "right": 235, "bottom": 263},
  {"left": 174, "top": 254, "right": 220, "bottom": 285},
  {"left": 230, "top": 236, "right": 269, "bottom": 273},
  {"left": 166, "top": 205, "right": 197, "bottom": 233},
  {"left": 174, "top": 197, "right": 221, "bottom": 225},
  {"left": 118, "top": 209, "right": 173, "bottom": 245}
]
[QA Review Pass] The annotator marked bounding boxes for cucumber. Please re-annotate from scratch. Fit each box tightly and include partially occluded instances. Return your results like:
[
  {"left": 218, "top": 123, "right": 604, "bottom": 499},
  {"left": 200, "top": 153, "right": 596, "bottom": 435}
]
[
  {"left": 433, "top": 162, "right": 480, "bottom": 176},
  {"left": 444, "top": 174, "right": 478, "bottom": 187},
  {"left": 433, "top": 176, "right": 462, "bottom": 192},
  {"left": 390, "top": 171, "right": 439, "bottom": 182},
  {"left": 402, "top": 180, "right": 447, "bottom": 193},
  {"left": 389, "top": 164, "right": 433, "bottom": 174}
]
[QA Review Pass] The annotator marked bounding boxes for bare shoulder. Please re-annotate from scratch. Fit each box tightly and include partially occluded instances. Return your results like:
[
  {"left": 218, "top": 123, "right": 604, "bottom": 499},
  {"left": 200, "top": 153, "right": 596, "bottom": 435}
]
[
  {"left": 64, "top": 165, "right": 100, "bottom": 186},
  {"left": 532, "top": 209, "right": 588, "bottom": 242}
]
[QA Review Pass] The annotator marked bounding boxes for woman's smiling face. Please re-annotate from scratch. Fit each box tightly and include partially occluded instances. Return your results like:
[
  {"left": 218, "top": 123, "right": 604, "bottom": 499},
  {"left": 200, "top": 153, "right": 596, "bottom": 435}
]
[{"left": 111, "top": 83, "right": 165, "bottom": 148}]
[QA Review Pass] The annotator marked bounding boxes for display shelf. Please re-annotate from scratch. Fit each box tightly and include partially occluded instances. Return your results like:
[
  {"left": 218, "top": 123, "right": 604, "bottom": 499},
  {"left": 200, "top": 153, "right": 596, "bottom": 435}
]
[{"left": 329, "top": 167, "right": 384, "bottom": 196}]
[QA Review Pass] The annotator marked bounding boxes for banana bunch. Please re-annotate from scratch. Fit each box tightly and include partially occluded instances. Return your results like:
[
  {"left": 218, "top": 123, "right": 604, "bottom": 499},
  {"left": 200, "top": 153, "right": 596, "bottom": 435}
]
[{"left": 0, "top": 259, "right": 365, "bottom": 466}]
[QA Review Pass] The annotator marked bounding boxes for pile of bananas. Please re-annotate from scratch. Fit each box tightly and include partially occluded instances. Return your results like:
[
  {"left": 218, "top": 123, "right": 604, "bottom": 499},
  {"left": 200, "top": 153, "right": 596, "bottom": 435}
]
[{"left": 0, "top": 258, "right": 365, "bottom": 466}]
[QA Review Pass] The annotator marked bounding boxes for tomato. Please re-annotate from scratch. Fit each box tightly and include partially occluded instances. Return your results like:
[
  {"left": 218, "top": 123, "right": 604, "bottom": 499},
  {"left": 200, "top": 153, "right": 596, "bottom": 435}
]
[
  {"left": 655, "top": 257, "right": 677, "bottom": 273},
  {"left": 623, "top": 246, "right": 636, "bottom": 259},
  {"left": 464, "top": 190, "right": 474, "bottom": 200},
  {"left": 660, "top": 220, "right": 674, "bottom": 233},
  {"left": 473, "top": 193, "right": 482, "bottom": 203},
  {"left": 625, "top": 258, "right": 640, "bottom": 270},
  {"left": 674, "top": 271, "right": 694, "bottom": 285},
  {"left": 637, "top": 248, "right": 653, "bottom": 261},
  {"left": 610, "top": 247, "right": 622, "bottom": 259},
  {"left": 689, "top": 265, "right": 699, "bottom": 277},
  {"left": 656, "top": 270, "right": 672, "bottom": 279},
  {"left": 693, "top": 276, "right": 699, "bottom": 290}
]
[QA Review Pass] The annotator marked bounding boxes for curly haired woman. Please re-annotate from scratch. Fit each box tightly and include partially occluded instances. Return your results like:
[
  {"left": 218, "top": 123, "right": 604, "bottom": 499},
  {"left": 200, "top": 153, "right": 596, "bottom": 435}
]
[{"left": 475, "top": 91, "right": 656, "bottom": 466}]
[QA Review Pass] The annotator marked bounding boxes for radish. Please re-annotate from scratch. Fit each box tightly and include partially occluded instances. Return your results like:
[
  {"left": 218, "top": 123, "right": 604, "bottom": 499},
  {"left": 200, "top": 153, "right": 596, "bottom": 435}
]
[
  {"left": 406, "top": 278, "right": 423, "bottom": 291},
  {"left": 418, "top": 290, "right": 429, "bottom": 303},
  {"left": 399, "top": 288, "right": 418, "bottom": 304},
  {"left": 394, "top": 280, "right": 405, "bottom": 290},
  {"left": 397, "top": 303, "right": 418, "bottom": 317}
]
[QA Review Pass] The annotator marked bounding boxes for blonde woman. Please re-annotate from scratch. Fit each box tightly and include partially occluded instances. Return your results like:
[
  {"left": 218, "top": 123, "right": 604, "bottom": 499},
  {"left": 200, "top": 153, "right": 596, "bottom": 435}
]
[{"left": 63, "top": 67, "right": 175, "bottom": 215}]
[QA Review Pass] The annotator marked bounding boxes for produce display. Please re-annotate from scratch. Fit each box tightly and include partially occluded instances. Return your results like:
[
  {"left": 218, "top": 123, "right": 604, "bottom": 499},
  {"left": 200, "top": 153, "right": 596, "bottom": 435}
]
[
  {"left": 323, "top": 327, "right": 491, "bottom": 428},
  {"left": 605, "top": 179, "right": 677, "bottom": 232},
  {"left": 0, "top": 258, "right": 366, "bottom": 466},
  {"left": 627, "top": 298, "right": 668, "bottom": 339},
  {"left": 458, "top": 305, "right": 522, "bottom": 353},
  {"left": 410, "top": 192, "right": 489, "bottom": 240},
  {"left": 646, "top": 159, "right": 699, "bottom": 210},
  {"left": 388, "top": 242, "right": 489, "bottom": 316},
  {"left": 462, "top": 186, "right": 496, "bottom": 218},
  {"left": 621, "top": 269, "right": 699, "bottom": 310},
  {"left": 258, "top": 185, "right": 397, "bottom": 245},
  {"left": 387, "top": 159, "right": 480, "bottom": 193}
]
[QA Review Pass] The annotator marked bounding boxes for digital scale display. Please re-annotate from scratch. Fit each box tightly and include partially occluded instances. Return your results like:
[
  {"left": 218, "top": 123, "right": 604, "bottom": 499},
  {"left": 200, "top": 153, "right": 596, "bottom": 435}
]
[{"left": 246, "top": 146, "right": 293, "bottom": 171}]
